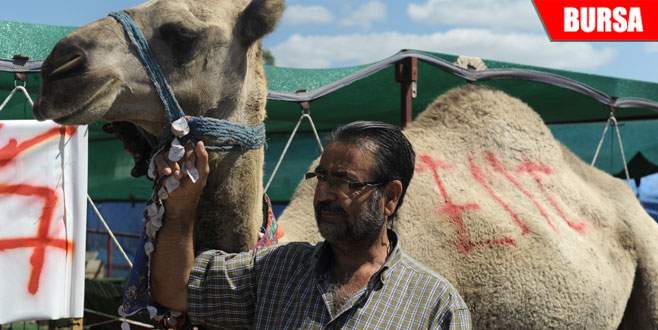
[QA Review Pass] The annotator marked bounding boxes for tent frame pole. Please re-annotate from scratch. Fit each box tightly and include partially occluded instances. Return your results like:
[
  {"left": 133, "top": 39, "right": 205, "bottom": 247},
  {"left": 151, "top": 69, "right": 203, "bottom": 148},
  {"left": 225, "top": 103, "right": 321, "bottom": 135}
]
[
  {"left": 395, "top": 56, "right": 418, "bottom": 128},
  {"left": 87, "top": 195, "right": 133, "bottom": 268},
  {"left": 264, "top": 100, "right": 324, "bottom": 194}
]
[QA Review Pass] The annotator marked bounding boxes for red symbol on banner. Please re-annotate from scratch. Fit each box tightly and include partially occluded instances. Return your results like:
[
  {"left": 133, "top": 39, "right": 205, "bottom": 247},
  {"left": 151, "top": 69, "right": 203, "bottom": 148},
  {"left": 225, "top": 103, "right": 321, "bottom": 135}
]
[
  {"left": 0, "top": 184, "right": 72, "bottom": 295},
  {"left": 0, "top": 126, "right": 77, "bottom": 168},
  {"left": 0, "top": 126, "right": 77, "bottom": 295}
]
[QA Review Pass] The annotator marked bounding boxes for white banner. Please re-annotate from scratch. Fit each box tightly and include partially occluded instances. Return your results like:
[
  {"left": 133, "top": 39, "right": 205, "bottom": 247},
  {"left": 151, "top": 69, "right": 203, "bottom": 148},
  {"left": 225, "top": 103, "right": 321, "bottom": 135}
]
[{"left": 0, "top": 120, "right": 87, "bottom": 323}]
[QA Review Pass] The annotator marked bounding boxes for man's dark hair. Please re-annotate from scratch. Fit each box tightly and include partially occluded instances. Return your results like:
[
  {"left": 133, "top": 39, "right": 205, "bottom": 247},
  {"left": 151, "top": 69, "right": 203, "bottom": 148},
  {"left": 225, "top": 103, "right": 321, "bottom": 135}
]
[{"left": 326, "top": 121, "right": 416, "bottom": 222}]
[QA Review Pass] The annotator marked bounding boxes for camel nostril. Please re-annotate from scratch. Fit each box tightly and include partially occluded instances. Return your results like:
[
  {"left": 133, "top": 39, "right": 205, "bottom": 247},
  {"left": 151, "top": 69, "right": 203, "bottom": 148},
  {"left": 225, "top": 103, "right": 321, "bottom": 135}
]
[
  {"left": 46, "top": 53, "right": 87, "bottom": 81},
  {"left": 49, "top": 54, "right": 86, "bottom": 80},
  {"left": 43, "top": 44, "right": 88, "bottom": 81}
]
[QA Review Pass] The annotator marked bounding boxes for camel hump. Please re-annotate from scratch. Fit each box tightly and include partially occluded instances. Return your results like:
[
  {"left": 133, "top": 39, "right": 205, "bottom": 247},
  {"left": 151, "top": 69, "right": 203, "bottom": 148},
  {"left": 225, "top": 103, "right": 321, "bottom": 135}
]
[
  {"left": 409, "top": 85, "right": 557, "bottom": 159},
  {"left": 396, "top": 85, "right": 649, "bottom": 327}
]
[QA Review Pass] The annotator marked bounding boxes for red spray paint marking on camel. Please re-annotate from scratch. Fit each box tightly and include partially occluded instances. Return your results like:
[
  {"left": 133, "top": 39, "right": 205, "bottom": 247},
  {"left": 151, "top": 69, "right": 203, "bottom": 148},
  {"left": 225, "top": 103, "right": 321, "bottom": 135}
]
[
  {"left": 417, "top": 152, "right": 588, "bottom": 255},
  {"left": 515, "top": 158, "right": 588, "bottom": 233},
  {"left": 0, "top": 125, "right": 76, "bottom": 295},
  {"left": 416, "top": 154, "right": 516, "bottom": 255}
]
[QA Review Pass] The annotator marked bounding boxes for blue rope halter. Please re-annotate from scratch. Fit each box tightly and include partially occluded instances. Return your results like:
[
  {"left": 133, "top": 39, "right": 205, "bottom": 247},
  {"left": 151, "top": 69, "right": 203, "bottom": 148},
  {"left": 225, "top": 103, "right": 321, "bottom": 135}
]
[{"left": 108, "top": 11, "right": 266, "bottom": 151}]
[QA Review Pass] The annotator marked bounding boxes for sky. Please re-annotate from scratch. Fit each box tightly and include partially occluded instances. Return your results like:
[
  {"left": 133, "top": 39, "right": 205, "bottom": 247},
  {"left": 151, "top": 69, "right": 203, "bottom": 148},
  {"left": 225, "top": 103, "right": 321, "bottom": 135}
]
[{"left": 2, "top": 0, "right": 658, "bottom": 83}]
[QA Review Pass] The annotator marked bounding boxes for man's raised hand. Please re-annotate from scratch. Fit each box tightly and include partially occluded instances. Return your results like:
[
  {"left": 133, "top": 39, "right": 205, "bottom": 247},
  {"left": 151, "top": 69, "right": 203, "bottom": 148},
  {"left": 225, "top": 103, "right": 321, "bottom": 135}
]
[{"left": 154, "top": 141, "right": 210, "bottom": 207}]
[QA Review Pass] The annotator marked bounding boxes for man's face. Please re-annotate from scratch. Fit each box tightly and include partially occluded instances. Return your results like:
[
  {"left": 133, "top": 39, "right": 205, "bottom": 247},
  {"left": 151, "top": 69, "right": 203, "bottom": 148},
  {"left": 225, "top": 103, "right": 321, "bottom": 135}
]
[{"left": 313, "top": 143, "right": 386, "bottom": 243}]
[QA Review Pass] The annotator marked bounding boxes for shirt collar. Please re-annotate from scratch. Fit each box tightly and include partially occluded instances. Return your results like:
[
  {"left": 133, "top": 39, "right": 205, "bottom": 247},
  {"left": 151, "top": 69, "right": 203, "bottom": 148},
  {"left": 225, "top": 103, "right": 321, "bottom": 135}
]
[
  {"left": 375, "top": 229, "right": 401, "bottom": 284},
  {"left": 311, "top": 229, "right": 402, "bottom": 283}
]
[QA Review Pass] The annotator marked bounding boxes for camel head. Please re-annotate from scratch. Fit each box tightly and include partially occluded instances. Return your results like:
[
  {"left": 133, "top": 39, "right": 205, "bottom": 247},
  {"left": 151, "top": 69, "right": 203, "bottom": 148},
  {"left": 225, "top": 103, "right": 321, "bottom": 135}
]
[{"left": 34, "top": 0, "right": 284, "bottom": 136}]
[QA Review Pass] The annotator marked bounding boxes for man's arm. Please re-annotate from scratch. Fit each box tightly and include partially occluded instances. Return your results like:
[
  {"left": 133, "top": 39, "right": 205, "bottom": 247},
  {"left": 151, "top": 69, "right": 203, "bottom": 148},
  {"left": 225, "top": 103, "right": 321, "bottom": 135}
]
[
  {"left": 431, "top": 290, "right": 472, "bottom": 330},
  {"left": 444, "top": 307, "right": 472, "bottom": 330},
  {"left": 151, "top": 141, "right": 209, "bottom": 311}
]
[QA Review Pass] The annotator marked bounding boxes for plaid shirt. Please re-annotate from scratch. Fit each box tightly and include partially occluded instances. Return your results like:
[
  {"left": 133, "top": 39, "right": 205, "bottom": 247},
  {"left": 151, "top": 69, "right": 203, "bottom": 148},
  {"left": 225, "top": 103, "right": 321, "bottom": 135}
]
[{"left": 188, "top": 230, "right": 471, "bottom": 329}]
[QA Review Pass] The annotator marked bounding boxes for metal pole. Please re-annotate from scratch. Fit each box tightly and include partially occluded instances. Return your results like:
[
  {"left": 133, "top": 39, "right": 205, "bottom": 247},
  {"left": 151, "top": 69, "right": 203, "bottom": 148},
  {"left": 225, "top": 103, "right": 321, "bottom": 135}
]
[
  {"left": 395, "top": 57, "right": 418, "bottom": 128},
  {"left": 301, "top": 101, "right": 324, "bottom": 153},
  {"left": 83, "top": 308, "right": 155, "bottom": 328},
  {"left": 87, "top": 195, "right": 133, "bottom": 267},
  {"left": 106, "top": 236, "right": 113, "bottom": 278}
]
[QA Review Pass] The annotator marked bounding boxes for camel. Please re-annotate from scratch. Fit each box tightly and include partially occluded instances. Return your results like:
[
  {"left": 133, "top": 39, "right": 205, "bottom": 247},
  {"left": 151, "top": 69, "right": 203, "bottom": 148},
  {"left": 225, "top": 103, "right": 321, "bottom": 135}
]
[
  {"left": 34, "top": 0, "right": 284, "bottom": 254},
  {"left": 279, "top": 85, "right": 658, "bottom": 329}
]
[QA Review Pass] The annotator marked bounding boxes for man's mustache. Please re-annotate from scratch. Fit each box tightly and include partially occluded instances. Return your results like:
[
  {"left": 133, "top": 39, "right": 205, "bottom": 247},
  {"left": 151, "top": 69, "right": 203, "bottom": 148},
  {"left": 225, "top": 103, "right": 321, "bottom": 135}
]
[{"left": 314, "top": 202, "right": 347, "bottom": 217}]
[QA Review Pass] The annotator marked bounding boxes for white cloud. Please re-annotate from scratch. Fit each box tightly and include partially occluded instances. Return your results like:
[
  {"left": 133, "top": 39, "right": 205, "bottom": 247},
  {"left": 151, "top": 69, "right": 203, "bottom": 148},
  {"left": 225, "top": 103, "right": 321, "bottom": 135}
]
[
  {"left": 408, "top": 0, "right": 542, "bottom": 32},
  {"left": 282, "top": 5, "right": 333, "bottom": 26},
  {"left": 339, "top": 1, "right": 387, "bottom": 29},
  {"left": 646, "top": 43, "right": 658, "bottom": 53},
  {"left": 270, "top": 29, "right": 616, "bottom": 71}
]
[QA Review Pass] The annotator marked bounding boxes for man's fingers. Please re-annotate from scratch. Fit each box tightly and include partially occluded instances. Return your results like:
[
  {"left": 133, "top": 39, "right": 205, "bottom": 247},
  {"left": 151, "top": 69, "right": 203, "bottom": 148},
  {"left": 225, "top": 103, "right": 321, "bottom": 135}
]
[
  {"left": 182, "top": 142, "right": 194, "bottom": 167},
  {"left": 184, "top": 143, "right": 195, "bottom": 162},
  {"left": 155, "top": 141, "right": 206, "bottom": 187},
  {"left": 155, "top": 154, "right": 172, "bottom": 177},
  {"left": 170, "top": 160, "right": 181, "bottom": 178},
  {"left": 160, "top": 152, "right": 181, "bottom": 178},
  {"left": 195, "top": 141, "right": 210, "bottom": 179}
]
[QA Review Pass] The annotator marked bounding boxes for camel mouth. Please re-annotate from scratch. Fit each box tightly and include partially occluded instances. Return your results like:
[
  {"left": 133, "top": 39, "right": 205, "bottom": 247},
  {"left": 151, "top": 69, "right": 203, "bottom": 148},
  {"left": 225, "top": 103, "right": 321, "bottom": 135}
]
[
  {"left": 36, "top": 76, "right": 120, "bottom": 125},
  {"left": 102, "top": 121, "right": 154, "bottom": 178},
  {"left": 50, "top": 106, "right": 94, "bottom": 125}
]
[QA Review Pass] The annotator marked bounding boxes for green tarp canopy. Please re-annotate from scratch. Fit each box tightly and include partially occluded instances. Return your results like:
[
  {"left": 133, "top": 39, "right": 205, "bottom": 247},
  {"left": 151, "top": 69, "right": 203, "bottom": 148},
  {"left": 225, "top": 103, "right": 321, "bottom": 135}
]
[{"left": 2, "top": 20, "right": 658, "bottom": 202}]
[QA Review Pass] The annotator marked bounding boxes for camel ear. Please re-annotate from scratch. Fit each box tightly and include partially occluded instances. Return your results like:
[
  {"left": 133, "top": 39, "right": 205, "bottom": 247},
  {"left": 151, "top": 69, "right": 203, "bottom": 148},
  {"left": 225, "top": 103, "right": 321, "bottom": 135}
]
[{"left": 237, "top": 0, "right": 284, "bottom": 46}]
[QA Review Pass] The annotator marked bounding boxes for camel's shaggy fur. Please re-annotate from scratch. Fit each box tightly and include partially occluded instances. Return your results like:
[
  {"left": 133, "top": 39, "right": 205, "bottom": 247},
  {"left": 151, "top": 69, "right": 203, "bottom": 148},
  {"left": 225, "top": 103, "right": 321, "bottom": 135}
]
[
  {"left": 36, "top": 0, "right": 284, "bottom": 252},
  {"left": 280, "top": 85, "right": 658, "bottom": 329}
]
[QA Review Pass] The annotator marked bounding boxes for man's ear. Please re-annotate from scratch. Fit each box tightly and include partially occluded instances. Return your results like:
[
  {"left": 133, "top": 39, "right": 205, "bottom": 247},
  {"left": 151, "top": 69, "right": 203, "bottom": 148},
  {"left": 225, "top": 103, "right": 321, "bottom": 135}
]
[
  {"left": 383, "top": 180, "right": 403, "bottom": 217},
  {"left": 236, "top": 0, "right": 285, "bottom": 46}
]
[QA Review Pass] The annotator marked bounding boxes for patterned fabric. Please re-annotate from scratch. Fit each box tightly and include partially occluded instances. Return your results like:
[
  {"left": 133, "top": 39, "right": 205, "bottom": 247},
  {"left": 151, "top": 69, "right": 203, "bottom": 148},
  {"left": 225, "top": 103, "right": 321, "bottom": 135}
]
[
  {"left": 255, "top": 194, "right": 284, "bottom": 249},
  {"left": 188, "top": 230, "right": 471, "bottom": 329}
]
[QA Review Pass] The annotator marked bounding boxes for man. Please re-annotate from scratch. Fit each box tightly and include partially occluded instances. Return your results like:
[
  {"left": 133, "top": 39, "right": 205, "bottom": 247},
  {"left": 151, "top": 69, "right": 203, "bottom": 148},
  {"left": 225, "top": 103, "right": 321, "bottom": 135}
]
[{"left": 151, "top": 121, "right": 471, "bottom": 329}]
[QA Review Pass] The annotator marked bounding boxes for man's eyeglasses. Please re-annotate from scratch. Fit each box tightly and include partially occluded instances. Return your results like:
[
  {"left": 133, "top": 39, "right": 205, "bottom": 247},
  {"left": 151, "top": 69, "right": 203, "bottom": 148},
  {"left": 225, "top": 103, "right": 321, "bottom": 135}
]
[{"left": 304, "top": 172, "right": 387, "bottom": 194}]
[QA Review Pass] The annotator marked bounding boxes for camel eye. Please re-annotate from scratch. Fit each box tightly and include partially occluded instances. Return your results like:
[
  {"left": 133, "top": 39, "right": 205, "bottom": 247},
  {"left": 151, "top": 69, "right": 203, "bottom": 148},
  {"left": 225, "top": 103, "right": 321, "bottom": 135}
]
[{"left": 159, "top": 23, "right": 200, "bottom": 65}]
